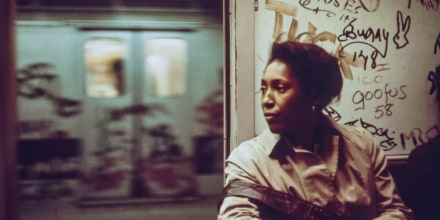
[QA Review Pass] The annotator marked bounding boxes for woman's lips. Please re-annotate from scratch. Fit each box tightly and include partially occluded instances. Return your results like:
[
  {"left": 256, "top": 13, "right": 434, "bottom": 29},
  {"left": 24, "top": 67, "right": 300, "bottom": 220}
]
[{"left": 264, "top": 113, "right": 279, "bottom": 122}]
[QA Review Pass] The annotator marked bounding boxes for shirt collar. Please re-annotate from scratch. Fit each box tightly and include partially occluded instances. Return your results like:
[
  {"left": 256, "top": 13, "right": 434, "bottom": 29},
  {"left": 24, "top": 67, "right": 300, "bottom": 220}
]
[
  {"left": 255, "top": 128, "right": 282, "bottom": 156},
  {"left": 255, "top": 115, "right": 343, "bottom": 157}
]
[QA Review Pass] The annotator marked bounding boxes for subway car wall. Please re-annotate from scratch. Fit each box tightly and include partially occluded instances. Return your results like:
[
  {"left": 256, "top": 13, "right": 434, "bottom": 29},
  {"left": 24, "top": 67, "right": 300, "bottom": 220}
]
[{"left": 15, "top": 3, "right": 224, "bottom": 204}]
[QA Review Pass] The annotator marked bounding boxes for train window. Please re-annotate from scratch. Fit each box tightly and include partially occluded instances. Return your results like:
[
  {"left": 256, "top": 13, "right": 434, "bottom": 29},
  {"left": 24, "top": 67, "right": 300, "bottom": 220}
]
[
  {"left": 144, "top": 38, "right": 187, "bottom": 97},
  {"left": 84, "top": 38, "right": 126, "bottom": 98}
]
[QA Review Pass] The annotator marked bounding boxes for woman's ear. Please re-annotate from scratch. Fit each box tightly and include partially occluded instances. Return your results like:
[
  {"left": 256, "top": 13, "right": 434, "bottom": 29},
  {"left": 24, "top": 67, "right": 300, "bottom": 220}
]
[{"left": 308, "top": 89, "right": 322, "bottom": 110}]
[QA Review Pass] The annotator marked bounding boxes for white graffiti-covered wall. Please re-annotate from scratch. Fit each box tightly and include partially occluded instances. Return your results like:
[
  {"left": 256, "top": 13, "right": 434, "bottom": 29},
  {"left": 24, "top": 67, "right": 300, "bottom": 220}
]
[{"left": 254, "top": 0, "right": 440, "bottom": 155}]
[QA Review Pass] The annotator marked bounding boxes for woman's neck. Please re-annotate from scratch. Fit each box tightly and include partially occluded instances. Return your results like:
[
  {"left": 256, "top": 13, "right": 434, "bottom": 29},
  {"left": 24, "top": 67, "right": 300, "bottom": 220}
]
[{"left": 285, "top": 113, "right": 323, "bottom": 150}]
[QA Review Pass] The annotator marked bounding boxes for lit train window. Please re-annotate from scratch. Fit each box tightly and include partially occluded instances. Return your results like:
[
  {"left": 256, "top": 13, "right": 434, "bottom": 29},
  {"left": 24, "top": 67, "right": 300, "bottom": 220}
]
[
  {"left": 144, "top": 38, "right": 187, "bottom": 97},
  {"left": 84, "top": 38, "right": 126, "bottom": 98}
]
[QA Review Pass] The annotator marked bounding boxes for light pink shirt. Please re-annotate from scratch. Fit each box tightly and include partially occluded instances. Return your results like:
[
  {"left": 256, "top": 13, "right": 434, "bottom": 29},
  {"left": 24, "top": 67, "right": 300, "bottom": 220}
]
[{"left": 218, "top": 116, "right": 413, "bottom": 220}]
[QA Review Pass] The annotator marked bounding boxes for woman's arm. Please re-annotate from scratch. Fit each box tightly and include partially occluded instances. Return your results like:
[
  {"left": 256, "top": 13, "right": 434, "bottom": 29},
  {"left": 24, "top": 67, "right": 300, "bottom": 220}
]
[{"left": 217, "top": 159, "right": 263, "bottom": 220}]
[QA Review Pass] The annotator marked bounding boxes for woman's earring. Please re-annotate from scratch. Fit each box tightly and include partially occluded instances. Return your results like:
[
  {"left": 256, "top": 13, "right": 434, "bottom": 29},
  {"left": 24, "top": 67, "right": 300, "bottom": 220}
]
[{"left": 312, "top": 105, "right": 316, "bottom": 112}]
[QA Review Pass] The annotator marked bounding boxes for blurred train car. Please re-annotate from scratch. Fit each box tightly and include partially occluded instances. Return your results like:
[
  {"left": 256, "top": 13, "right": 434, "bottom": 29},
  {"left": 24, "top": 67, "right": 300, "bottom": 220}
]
[{"left": 15, "top": 0, "right": 224, "bottom": 205}]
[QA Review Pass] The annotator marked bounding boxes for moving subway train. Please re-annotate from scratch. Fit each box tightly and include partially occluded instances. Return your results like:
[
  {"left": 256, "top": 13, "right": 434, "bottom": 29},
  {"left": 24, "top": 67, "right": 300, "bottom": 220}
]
[{"left": 15, "top": 1, "right": 224, "bottom": 205}]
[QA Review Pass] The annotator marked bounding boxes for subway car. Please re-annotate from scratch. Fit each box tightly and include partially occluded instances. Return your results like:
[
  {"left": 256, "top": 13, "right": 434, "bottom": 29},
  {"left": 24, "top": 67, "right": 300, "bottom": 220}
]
[{"left": 15, "top": 0, "right": 224, "bottom": 209}]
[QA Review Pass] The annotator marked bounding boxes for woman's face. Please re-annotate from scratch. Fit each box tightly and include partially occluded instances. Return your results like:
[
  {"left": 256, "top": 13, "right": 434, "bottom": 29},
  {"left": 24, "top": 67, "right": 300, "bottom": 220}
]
[{"left": 261, "top": 59, "right": 314, "bottom": 135}]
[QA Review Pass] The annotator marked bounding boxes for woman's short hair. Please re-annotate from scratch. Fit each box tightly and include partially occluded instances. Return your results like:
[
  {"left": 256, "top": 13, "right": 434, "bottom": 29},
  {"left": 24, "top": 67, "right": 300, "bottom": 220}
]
[{"left": 266, "top": 40, "right": 343, "bottom": 110}]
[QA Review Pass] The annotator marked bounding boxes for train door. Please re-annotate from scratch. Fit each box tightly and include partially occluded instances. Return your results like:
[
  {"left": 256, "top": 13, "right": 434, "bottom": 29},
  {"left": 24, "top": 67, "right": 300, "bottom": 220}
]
[{"left": 78, "top": 29, "right": 215, "bottom": 201}]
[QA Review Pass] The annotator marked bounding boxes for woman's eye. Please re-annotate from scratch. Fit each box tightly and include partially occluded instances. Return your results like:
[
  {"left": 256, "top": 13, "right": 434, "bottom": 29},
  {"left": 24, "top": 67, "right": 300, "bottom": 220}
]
[{"left": 276, "top": 84, "right": 286, "bottom": 92}]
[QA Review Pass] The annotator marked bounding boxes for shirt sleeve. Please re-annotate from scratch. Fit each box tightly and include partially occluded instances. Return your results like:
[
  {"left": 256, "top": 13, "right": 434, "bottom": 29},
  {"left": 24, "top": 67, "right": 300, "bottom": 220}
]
[
  {"left": 217, "top": 146, "right": 263, "bottom": 220},
  {"left": 365, "top": 130, "right": 414, "bottom": 220}
]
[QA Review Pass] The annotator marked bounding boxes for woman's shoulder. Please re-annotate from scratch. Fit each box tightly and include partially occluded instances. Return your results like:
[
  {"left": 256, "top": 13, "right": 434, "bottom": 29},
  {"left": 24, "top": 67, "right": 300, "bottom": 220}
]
[
  {"left": 340, "top": 124, "right": 374, "bottom": 141},
  {"left": 327, "top": 117, "right": 375, "bottom": 145},
  {"left": 228, "top": 129, "right": 280, "bottom": 163},
  {"left": 328, "top": 121, "right": 388, "bottom": 166},
  {"left": 228, "top": 138, "right": 265, "bottom": 161},
  {"left": 325, "top": 117, "right": 380, "bottom": 158}
]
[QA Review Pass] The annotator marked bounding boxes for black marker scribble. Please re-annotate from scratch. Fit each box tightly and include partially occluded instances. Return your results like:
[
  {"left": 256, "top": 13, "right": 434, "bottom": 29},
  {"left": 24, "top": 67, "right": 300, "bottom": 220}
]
[
  {"left": 344, "top": 119, "right": 359, "bottom": 126},
  {"left": 358, "top": 0, "right": 380, "bottom": 12},
  {"left": 393, "top": 11, "right": 411, "bottom": 49},
  {"left": 17, "top": 63, "right": 82, "bottom": 117},
  {"left": 339, "top": 41, "right": 387, "bottom": 70},
  {"left": 323, "top": 106, "right": 342, "bottom": 121},
  {"left": 351, "top": 83, "right": 407, "bottom": 119},
  {"left": 344, "top": 118, "right": 398, "bottom": 151},
  {"left": 428, "top": 65, "right": 440, "bottom": 101},
  {"left": 400, "top": 128, "right": 424, "bottom": 149},
  {"left": 338, "top": 18, "right": 390, "bottom": 70},
  {"left": 401, "top": 125, "right": 440, "bottom": 149},
  {"left": 435, "top": 32, "right": 440, "bottom": 54},
  {"left": 298, "top": 0, "right": 381, "bottom": 19},
  {"left": 298, "top": 0, "right": 337, "bottom": 17}
]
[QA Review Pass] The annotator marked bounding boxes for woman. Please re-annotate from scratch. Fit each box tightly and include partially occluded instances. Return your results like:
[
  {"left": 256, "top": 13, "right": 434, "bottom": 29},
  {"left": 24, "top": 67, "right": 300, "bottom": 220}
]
[{"left": 217, "top": 40, "right": 413, "bottom": 220}]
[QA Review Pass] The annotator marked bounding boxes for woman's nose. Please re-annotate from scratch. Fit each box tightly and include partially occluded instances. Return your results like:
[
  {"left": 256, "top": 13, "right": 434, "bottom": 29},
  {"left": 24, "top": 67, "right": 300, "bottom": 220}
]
[{"left": 262, "top": 91, "right": 274, "bottom": 108}]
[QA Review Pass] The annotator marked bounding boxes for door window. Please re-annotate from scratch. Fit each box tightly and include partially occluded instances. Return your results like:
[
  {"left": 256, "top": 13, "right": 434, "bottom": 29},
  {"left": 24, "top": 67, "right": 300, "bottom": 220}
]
[
  {"left": 84, "top": 38, "right": 126, "bottom": 98},
  {"left": 145, "top": 38, "right": 187, "bottom": 97}
]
